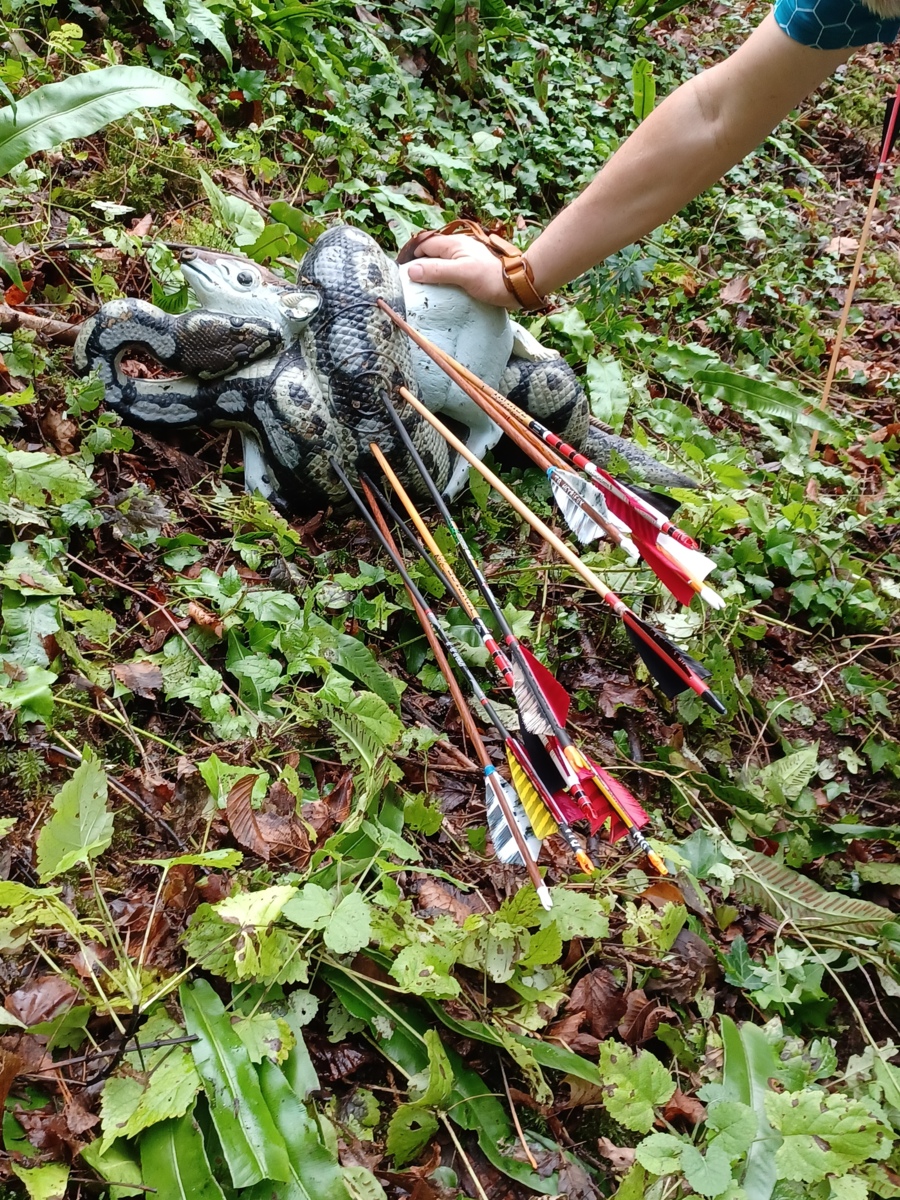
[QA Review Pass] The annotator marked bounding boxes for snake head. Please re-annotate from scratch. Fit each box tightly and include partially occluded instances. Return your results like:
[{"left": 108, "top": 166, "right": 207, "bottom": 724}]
[{"left": 178, "top": 248, "right": 321, "bottom": 334}]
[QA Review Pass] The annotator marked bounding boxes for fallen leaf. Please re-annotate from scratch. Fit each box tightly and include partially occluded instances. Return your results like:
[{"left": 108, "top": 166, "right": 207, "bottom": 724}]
[
  {"left": 597, "top": 1137, "right": 636, "bottom": 1172},
  {"left": 112, "top": 660, "right": 163, "bottom": 698},
  {"left": 640, "top": 880, "right": 685, "bottom": 909},
  {"left": 225, "top": 773, "right": 310, "bottom": 867},
  {"left": 617, "top": 990, "right": 673, "bottom": 1046},
  {"left": 826, "top": 236, "right": 859, "bottom": 257},
  {"left": 186, "top": 601, "right": 224, "bottom": 638},
  {"left": 566, "top": 968, "right": 627, "bottom": 1039},
  {"left": 663, "top": 1088, "right": 708, "bottom": 1126},
  {"left": 546, "top": 1009, "right": 587, "bottom": 1046},
  {"left": 130, "top": 214, "right": 153, "bottom": 237},
  {"left": 866, "top": 422, "right": 900, "bottom": 444},
  {"left": 4, "top": 280, "right": 33, "bottom": 306},
  {"left": 14, "top": 1105, "right": 72, "bottom": 1155},
  {"left": 5, "top": 976, "right": 79, "bottom": 1026},
  {"left": 598, "top": 679, "right": 648, "bottom": 717},
  {"left": 226, "top": 773, "right": 271, "bottom": 860},
  {"left": 646, "top": 928, "right": 720, "bottom": 1003},
  {"left": 66, "top": 1101, "right": 100, "bottom": 1136},
  {"left": 720, "top": 275, "right": 751, "bottom": 304},
  {"left": 42, "top": 408, "right": 78, "bottom": 456},
  {"left": 326, "top": 769, "right": 354, "bottom": 825},
  {"left": 0, "top": 1047, "right": 24, "bottom": 1112},
  {"left": 416, "top": 879, "right": 481, "bottom": 925}
]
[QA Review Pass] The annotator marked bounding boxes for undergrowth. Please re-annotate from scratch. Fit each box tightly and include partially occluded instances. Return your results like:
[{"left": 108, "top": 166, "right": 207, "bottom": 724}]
[{"left": 0, "top": 0, "right": 898, "bottom": 1198}]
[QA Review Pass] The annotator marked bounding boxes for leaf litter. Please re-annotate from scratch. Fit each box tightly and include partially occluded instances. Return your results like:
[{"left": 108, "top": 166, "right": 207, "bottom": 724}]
[{"left": 0, "top": 3, "right": 899, "bottom": 1199}]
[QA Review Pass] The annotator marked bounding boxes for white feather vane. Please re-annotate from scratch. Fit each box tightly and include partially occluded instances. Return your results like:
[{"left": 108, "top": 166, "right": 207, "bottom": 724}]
[
  {"left": 549, "top": 471, "right": 639, "bottom": 558},
  {"left": 656, "top": 533, "right": 716, "bottom": 583},
  {"left": 485, "top": 773, "right": 541, "bottom": 865}
]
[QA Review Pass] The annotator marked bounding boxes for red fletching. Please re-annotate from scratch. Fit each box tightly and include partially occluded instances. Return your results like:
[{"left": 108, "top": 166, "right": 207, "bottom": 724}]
[
  {"left": 634, "top": 537, "right": 697, "bottom": 607},
  {"left": 590, "top": 760, "right": 649, "bottom": 837},
  {"left": 552, "top": 759, "right": 648, "bottom": 839},
  {"left": 595, "top": 480, "right": 661, "bottom": 547},
  {"left": 518, "top": 644, "right": 571, "bottom": 724}
]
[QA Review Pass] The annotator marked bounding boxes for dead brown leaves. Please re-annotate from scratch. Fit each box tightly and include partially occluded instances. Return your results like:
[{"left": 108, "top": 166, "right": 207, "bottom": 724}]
[{"left": 225, "top": 772, "right": 311, "bottom": 868}]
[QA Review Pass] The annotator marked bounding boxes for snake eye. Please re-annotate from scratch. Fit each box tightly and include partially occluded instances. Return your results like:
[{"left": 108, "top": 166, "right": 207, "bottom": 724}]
[{"left": 236, "top": 270, "right": 254, "bottom": 286}]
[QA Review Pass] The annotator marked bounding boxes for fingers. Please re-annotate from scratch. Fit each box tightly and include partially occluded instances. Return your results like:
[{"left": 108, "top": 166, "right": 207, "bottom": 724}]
[
  {"left": 405, "top": 258, "right": 476, "bottom": 287},
  {"left": 404, "top": 239, "right": 515, "bottom": 308},
  {"left": 413, "top": 234, "right": 495, "bottom": 263}
]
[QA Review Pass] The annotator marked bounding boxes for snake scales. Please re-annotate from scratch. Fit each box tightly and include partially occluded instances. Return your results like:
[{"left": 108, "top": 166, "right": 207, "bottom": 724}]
[{"left": 75, "top": 224, "right": 696, "bottom": 509}]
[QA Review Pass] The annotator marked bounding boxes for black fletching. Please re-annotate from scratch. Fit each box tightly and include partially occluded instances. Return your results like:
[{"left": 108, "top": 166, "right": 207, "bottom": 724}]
[
  {"left": 521, "top": 729, "right": 566, "bottom": 795},
  {"left": 624, "top": 615, "right": 726, "bottom": 714},
  {"left": 627, "top": 483, "right": 681, "bottom": 520},
  {"left": 881, "top": 94, "right": 900, "bottom": 160}
]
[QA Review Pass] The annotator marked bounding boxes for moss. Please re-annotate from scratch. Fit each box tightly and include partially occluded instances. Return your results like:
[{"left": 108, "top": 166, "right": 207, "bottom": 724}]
[{"left": 53, "top": 127, "right": 202, "bottom": 216}]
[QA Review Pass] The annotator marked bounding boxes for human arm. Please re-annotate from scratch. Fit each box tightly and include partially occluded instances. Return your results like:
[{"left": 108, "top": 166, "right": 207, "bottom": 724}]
[{"left": 406, "top": 13, "right": 852, "bottom": 306}]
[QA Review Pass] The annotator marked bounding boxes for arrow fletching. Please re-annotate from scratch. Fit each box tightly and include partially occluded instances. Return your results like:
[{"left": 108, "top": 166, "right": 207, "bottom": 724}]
[
  {"left": 505, "top": 749, "right": 559, "bottom": 840},
  {"left": 510, "top": 646, "right": 573, "bottom": 739},
  {"left": 623, "top": 611, "right": 726, "bottom": 713},
  {"left": 485, "top": 768, "right": 541, "bottom": 865},
  {"left": 548, "top": 469, "right": 639, "bottom": 558}
]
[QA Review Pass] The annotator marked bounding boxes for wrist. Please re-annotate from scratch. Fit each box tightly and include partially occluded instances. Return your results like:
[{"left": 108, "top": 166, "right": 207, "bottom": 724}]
[{"left": 500, "top": 252, "right": 549, "bottom": 311}]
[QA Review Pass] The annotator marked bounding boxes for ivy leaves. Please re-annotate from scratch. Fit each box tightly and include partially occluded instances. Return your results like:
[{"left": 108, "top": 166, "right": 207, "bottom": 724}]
[{"left": 283, "top": 885, "right": 373, "bottom": 957}]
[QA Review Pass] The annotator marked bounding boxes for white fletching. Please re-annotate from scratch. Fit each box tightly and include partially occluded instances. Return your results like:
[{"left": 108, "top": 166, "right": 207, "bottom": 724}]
[
  {"left": 700, "top": 585, "right": 727, "bottom": 611},
  {"left": 511, "top": 661, "right": 553, "bottom": 737},
  {"left": 549, "top": 471, "right": 639, "bottom": 559},
  {"left": 656, "top": 533, "right": 716, "bottom": 583},
  {"left": 485, "top": 773, "right": 541, "bottom": 865}
]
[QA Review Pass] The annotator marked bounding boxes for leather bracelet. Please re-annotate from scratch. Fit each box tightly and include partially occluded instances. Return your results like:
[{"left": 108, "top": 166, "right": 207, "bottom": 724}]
[
  {"left": 397, "top": 218, "right": 551, "bottom": 311},
  {"left": 500, "top": 253, "right": 547, "bottom": 311}
]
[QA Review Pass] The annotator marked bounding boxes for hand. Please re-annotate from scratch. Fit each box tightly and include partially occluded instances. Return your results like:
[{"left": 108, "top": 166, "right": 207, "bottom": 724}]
[{"left": 404, "top": 234, "right": 520, "bottom": 309}]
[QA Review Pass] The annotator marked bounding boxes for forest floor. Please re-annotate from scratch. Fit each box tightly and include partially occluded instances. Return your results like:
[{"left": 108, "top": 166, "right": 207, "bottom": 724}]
[{"left": 0, "top": 1, "right": 899, "bottom": 1198}]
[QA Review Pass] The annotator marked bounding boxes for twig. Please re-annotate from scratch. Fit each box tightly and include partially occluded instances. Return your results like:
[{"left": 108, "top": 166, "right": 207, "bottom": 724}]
[
  {"left": 0, "top": 304, "right": 81, "bottom": 343},
  {"left": 441, "top": 1115, "right": 491, "bottom": 1200},
  {"left": 499, "top": 1058, "right": 538, "bottom": 1169},
  {"left": 25, "top": 1035, "right": 199, "bottom": 1075}
]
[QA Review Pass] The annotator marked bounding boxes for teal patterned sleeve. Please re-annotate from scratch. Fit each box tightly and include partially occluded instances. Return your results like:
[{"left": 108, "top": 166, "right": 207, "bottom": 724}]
[{"left": 773, "top": 0, "right": 899, "bottom": 48}]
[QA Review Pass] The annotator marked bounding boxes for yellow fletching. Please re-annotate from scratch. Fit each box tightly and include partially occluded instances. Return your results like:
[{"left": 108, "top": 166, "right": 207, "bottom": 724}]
[{"left": 506, "top": 750, "right": 557, "bottom": 840}]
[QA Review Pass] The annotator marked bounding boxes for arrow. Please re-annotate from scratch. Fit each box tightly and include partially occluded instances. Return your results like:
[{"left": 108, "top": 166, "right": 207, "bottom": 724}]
[
  {"left": 376, "top": 300, "right": 721, "bottom": 608},
  {"left": 373, "top": 397, "right": 665, "bottom": 871},
  {"left": 361, "top": 472, "right": 596, "bottom": 873},
  {"left": 810, "top": 83, "right": 900, "bottom": 455},
  {"left": 399, "top": 385, "right": 727, "bottom": 717},
  {"left": 333, "top": 456, "right": 552, "bottom": 906},
  {"left": 377, "top": 298, "right": 700, "bottom": 550}
]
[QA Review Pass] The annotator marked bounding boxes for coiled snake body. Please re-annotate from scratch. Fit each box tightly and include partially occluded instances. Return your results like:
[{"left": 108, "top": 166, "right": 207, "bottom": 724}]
[{"left": 75, "top": 225, "right": 695, "bottom": 508}]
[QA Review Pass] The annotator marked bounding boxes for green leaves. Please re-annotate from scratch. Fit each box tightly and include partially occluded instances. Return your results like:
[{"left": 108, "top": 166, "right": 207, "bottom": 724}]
[
  {"left": 283, "top": 885, "right": 373, "bottom": 956},
  {"left": 100, "top": 1014, "right": 200, "bottom": 1145},
  {"left": 0, "top": 447, "right": 94, "bottom": 507},
  {"left": 35, "top": 751, "right": 113, "bottom": 881},
  {"left": 694, "top": 368, "right": 843, "bottom": 438},
  {"left": 199, "top": 169, "right": 265, "bottom": 249},
  {"left": 597, "top": 1041, "right": 675, "bottom": 1133},
  {"left": 734, "top": 850, "right": 894, "bottom": 936},
  {"left": 140, "top": 1113, "right": 226, "bottom": 1200},
  {"left": 0, "top": 66, "right": 212, "bottom": 176},
  {"left": 765, "top": 1091, "right": 893, "bottom": 1183},
  {"left": 631, "top": 58, "right": 656, "bottom": 121},
  {"left": 387, "top": 1029, "right": 454, "bottom": 1166},
  {"left": 181, "top": 980, "right": 291, "bottom": 1188}
]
